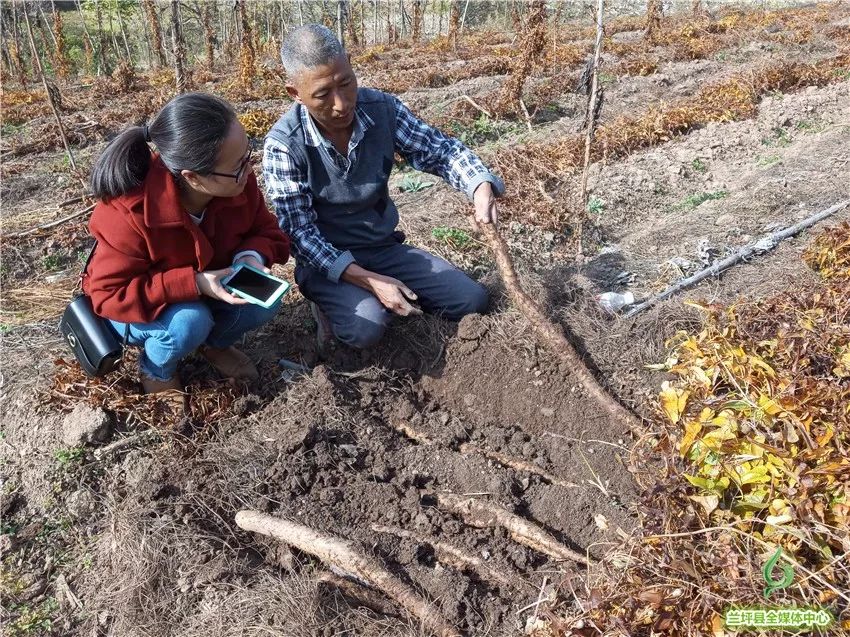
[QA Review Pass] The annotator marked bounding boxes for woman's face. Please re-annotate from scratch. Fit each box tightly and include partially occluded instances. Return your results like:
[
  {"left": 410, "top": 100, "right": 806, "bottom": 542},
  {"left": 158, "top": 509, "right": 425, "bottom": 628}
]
[{"left": 181, "top": 121, "right": 254, "bottom": 198}]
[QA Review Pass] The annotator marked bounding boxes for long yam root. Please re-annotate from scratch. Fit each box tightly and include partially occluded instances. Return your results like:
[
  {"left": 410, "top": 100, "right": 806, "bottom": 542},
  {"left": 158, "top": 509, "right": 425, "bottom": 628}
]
[
  {"left": 477, "top": 221, "right": 639, "bottom": 429},
  {"left": 458, "top": 443, "right": 579, "bottom": 489},
  {"left": 371, "top": 524, "right": 523, "bottom": 589},
  {"left": 317, "top": 571, "right": 401, "bottom": 618},
  {"left": 235, "top": 510, "right": 460, "bottom": 637},
  {"left": 434, "top": 493, "right": 590, "bottom": 566}
]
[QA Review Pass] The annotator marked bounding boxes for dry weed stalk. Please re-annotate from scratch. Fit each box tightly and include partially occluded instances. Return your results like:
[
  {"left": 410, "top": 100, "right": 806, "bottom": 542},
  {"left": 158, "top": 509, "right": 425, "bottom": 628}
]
[
  {"left": 645, "top": 0, "right": 663, "bottom": 41},
  {"left": 235, "top": 510, "right": 460, "bottom": 637},
  {"left": 495, "top": 0, "right": 546, "bottom": 116},
  {"left": 435, "top": 493, "right": 590, "bottom": 566}
]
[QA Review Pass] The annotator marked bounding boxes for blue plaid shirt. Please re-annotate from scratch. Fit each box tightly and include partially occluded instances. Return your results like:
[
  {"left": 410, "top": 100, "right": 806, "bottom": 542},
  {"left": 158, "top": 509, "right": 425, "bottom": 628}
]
[{"left": 263, "top": 93, "right": 505, "bottom": 281}]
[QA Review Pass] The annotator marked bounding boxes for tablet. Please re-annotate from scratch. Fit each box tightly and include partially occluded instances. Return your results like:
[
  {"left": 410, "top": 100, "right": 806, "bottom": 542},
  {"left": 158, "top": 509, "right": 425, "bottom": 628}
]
[{"left": 222, "top": 263, "right": 290, "bottom": 308}]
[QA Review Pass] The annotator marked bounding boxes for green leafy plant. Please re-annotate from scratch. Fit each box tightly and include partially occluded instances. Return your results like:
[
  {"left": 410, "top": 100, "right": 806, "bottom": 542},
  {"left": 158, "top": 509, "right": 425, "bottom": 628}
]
[
  {"left": 758, "top": 154, "right": 781, "bottom": 167},
  {"left": 690, "top": 158, "right": 708, "bottom": 173},
  {"left": 762, "top": 126, "right": 792, "bottom": 148},
  {"left": 399, "top": 174, "right": 435, "bottom": 193},
  {"left": 432, "top": 226, "right": 472, "bottom": 249},
  {"left": 587, "top": 197, "right": 605, "bottom": 215},
  {"left": 676, "top": 190, "right": 729, "bottom": 210},
  {"left": 53, "top": 447, "right": 85, "bottom": 469}
]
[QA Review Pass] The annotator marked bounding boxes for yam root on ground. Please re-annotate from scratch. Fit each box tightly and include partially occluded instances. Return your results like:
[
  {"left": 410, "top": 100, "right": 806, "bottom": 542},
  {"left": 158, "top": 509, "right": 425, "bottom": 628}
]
[
  {"left": 317, "top": 571, "right": 401, "bottom": 618},
  {"left": 235, "top": 510, "right": 460, "bottom": 637},
  {"left": 434, "top": 493, "right": 590, "bottom": 566},
  {"left": 476, "top": 221, "right": 639, "bottom": 430},
  {"left": 371, "top": 524, "right": 522, "bottom": 589},
  {"left": 458, "top": 443, "right": 579, "bottom": 489}
]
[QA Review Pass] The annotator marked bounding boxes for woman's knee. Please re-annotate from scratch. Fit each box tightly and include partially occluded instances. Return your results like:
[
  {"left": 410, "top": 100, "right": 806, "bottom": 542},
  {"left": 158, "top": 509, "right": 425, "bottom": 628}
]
[{"left": 161, "top": 302, "right": 214, "bottom": 352}]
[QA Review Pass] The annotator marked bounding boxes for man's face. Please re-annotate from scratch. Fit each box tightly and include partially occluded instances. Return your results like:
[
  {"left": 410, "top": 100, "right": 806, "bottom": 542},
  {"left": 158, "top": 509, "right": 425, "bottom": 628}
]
[{"left": 286, "top": 55, "right": 358, "bottom": 134}]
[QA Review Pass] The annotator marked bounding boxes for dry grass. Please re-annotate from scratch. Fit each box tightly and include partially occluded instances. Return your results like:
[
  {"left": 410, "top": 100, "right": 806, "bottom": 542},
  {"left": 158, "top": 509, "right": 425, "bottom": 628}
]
[{"left": 542, "top": 226, "right": 850, "bottom": 635}]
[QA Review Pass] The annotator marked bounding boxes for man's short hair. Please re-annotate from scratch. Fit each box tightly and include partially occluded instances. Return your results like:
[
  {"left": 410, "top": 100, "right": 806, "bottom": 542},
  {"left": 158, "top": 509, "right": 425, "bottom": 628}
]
[{"left": 280, "top": 24, "right": 345, "bottom": 79}]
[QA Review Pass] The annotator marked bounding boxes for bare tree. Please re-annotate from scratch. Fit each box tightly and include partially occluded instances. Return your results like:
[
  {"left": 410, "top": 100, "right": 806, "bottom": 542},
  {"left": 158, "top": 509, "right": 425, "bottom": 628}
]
[
  {"left": 577, "top": 0, "right": 606, "bottom": 257},
  {"left": 115, "top": 3, "right": 133, "bottom": 61},
  {"left": 141, "top": 0, "right": 167, "bottom": 67},
  {"left": 170, "top": 0, "right": 187, "bottom": 92},
  {"left": 9, "top": 2, "right": 29, "bottom": 86},
  {"left": 645, "top": 0, "right": 662, "bottom": 41},
  {"left": 202, "top": 1, "right": 216, "bottom": 71},
  {"left": 23, "top": 4, "right": 77, "bottom": 174},
  {"left": 92, "top": 0, "right": 111, "bottom": 73},
  {"left": 411, "top": 0, "right": 422, "bottom": 41}
]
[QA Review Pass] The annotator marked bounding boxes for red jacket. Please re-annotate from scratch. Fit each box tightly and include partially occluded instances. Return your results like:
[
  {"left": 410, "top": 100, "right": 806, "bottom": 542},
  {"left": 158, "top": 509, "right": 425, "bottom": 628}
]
[{"left": 83, "top": 155, "right": 290, "bottom": 324}]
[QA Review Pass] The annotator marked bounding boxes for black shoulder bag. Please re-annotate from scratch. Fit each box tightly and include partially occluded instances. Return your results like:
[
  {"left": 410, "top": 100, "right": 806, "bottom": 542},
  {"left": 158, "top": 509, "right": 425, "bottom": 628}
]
[{"left": 58, "top": 241, "right": 129, "bottom": 377}]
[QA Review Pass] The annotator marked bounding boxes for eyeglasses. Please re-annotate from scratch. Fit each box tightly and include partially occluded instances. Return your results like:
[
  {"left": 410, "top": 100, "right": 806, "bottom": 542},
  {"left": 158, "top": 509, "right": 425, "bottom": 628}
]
[{"left": 208, "top": 146, "right": 255, "bottom": 183}]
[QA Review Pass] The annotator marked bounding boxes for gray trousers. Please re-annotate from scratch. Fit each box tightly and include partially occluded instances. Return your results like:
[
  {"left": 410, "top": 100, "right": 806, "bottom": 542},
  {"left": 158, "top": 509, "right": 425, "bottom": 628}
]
[{"left": 295, "top": 242, "right": 488, "bottom": 348}]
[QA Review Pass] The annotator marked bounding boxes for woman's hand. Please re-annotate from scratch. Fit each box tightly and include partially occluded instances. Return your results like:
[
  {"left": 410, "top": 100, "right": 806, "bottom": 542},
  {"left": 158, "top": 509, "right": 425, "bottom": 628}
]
[
  {"left": 233, "top": 254, "right": 271, "bottom": 274},
  {"left": 195, "top": 267, "right": 249, "bottom": 304}
]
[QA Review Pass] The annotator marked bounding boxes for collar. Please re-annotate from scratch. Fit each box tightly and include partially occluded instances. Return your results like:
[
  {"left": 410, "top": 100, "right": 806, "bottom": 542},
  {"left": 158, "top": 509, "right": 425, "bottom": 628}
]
[
  {"left": 299, "top": 104, "right": 374, "bottom": 149},
  {"left": 142, "top": 154, "right": 247, "bottom": 228}
]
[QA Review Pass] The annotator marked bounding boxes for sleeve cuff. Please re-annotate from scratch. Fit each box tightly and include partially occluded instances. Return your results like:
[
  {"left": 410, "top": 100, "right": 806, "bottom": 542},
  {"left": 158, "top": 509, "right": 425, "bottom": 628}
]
[
  {"left": 326, "top": 250, "right": 356, "bottom": 283},
  {"left": 232, "top": 250, "right": 265, "bottom": 266},
  {"left": 466, "top": 172, "right": 506, "bottom": 201},
  {"left": 162, "top": 266, "right": 200, "bottom": 303}
]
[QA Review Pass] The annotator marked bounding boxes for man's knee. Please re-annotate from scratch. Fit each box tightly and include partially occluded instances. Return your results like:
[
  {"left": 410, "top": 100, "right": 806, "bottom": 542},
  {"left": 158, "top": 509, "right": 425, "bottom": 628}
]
[
  {"left": 334, "top": 316, "right": 388, "bottom": 349},
  {"left": 444, "top": 281, "right": 489, "bottom": 319}
]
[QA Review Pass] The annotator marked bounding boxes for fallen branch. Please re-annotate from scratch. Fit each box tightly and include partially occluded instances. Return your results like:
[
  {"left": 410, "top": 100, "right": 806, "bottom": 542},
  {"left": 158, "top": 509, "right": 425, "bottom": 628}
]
[
  {"left": 458, "top": 443, "right": 579, "bottom": 489},
  {"left": 519, "top": 98, "right": 533, "bottom": 132},
  {"left": 371, "top": 524, "right": 521, "bottom": 589},
  {"left": 460, "top": 94, "right": 492, "bottom": 118},
  {"left": 317, "top": 571, "right": 401, "bottom": 618},
  {"left": 623, "top": 199, "right": 850, "bottom": 318},
  {"left": 235, "top": 510, "right": 460, "bottom": 637},
  {"left": 476, "top": 221, "right": 639, "bottom": 429},
  {"left": 434, "top": 493, "right": 590, "bottom": 566},
  {"left": 94, "top": 430, "right": 158, "bottom": 460},
  {"left": 7, "top": 204, "right": 96, "bottom": 239}
]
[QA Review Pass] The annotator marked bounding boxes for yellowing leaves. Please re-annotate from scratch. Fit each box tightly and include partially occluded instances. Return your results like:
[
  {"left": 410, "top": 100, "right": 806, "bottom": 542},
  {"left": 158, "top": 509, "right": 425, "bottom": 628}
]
[{"left": 660, "top": 381, "right": 689, "bottom": 424}]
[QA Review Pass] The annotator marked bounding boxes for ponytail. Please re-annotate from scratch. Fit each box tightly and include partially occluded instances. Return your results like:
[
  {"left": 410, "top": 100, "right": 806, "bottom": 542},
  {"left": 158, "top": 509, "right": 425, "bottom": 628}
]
[
  {"left": 90, "top": 126, "right": 152, "bottom": 201},
  {"left": 89, "top": 92, "right": 235, "bottom": 202}
]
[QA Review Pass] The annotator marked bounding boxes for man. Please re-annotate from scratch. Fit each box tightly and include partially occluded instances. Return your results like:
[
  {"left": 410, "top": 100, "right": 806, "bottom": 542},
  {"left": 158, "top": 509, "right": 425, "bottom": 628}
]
[{"left": 263, "top": 24, "right": 504, "bottom": 356}]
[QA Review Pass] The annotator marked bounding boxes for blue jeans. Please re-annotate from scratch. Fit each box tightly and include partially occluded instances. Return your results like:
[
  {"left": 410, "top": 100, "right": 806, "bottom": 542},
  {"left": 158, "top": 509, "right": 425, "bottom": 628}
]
[
  {"left": 108, "top": 299, "right": 280, "bottom": 381},
  {"left": 296, "top": 242, "right": 488, "bottom": 349}
]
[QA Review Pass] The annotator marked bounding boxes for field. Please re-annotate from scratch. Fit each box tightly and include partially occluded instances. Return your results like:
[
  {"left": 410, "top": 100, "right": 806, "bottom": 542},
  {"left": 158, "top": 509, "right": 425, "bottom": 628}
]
[{"left": 1, "top": 1, "right": 849, "bottom": 636}]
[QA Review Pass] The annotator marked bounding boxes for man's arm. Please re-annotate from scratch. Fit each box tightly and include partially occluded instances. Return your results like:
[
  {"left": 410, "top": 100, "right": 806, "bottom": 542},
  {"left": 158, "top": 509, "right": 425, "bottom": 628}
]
[
  {"left": 262, "top": 138, "right": 355, "bottom": 283},
  {"left": 391, "top": 95, "right": 506, "bottom": 213}
]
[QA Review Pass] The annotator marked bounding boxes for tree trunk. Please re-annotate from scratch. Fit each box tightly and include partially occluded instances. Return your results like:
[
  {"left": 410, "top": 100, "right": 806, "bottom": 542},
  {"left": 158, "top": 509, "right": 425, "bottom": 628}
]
[
  {"left": 135, "top": 0, "right": 153, "bottom": 69},
  {"left": 203, "top": 1, "right": 215, "bottom": 71},
  {"left": 411, "top": 0, "right": 422, "bottom": 41},
  {"left": 6, "top": 3, "right": 27, "bottom": 86},
  {"left": 373, "top": 0, "right": 379, "bottom": 44},
  {"left": 645, "top": 0, "right": 662, "bottom": 41},
  {"left": 23, "top": 6, "right": 77, "bottom": 173},
  {"left": 237, "top": 0, "right": 255, "bottom": 88},
  {"left": 116, "top": 4, "right": 133, "bottom": 61},
  {"left": 93, "top": 0, "right": 110, "bottom": 74},
  {"left": 142, "top": 0, "right": 167, "bottom": 67},
  {"left": 337, "top": 0, "right": 344, "bottom": 47},
  {"left": 170, "top": 0, "right": 187, "bottom": 92},
  {"left": 448, "top": 0, "right": 459, "bottom": 48},
  {"left": 298, "top": 0, "right": 304, "bottom": 27}
]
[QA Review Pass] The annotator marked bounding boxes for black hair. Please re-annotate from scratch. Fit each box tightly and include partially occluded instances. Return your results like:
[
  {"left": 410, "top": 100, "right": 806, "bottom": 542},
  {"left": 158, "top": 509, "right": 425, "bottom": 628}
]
[{"left": 90, "top": 92, "right": 236, "bottom": 201}]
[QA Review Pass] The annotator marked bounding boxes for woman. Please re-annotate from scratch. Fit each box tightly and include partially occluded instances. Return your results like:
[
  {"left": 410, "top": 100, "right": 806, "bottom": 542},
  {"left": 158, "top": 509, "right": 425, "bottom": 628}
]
[{"left": 84, "top": 92, "right": 290, "bottom": 413}]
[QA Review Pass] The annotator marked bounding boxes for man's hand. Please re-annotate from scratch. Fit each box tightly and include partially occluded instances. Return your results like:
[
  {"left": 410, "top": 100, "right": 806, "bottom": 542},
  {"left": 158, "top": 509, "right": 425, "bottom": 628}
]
[
  {"left": 233, "top": 254, "right": 271, "bottom": 274},
  {"left": 473, "top": 181, "right": 498, "bottom": 227},
  {"left": 342, "top": 264, "right": 423, "bottom": 316},
  {"left": 195, "top": 267, "right": 250, "bottom": 305}
]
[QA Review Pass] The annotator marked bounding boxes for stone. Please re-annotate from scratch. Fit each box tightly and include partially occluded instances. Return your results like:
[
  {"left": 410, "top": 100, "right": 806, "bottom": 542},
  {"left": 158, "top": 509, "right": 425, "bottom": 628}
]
[
  {"left": 540, "top": 407, "right": 555, "bottom": 418},
  {"left": 715, "top": 213, "right": 735, "bottom": 226},
  {"left": 61, "top": 404, "right": 111, "bottom": 447},
  {"left": 66, "top": 489, "right": 96, "bottom": 518}
]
